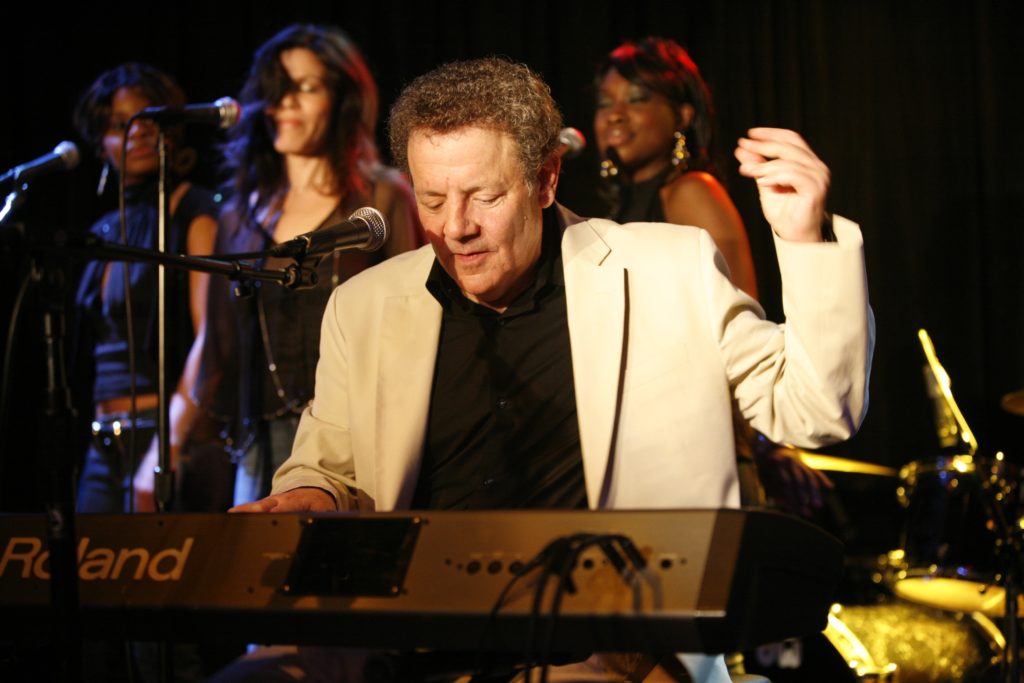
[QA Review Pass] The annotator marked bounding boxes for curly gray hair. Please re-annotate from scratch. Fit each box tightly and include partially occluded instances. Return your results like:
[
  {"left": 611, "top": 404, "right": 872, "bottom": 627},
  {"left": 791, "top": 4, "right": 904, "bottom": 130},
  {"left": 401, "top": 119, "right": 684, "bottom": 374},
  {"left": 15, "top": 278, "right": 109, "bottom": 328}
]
[{"left": 388, "top": 57, "right": 563, "bottom": 184}]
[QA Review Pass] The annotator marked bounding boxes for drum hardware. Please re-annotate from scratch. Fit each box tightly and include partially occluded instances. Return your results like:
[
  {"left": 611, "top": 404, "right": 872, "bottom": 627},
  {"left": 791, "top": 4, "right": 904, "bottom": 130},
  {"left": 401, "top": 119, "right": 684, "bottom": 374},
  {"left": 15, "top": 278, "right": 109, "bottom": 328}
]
[
  {"left": 830, "top": 601, "right": 1005, "bottom": 682},
  {"left": 792, "top": 450, "right": 898, "bottom": 477},
  {"left": 746, "top": 599, "right": 1004, "bottom": 682},
  {"left": 890, "top": 451, "right": 1014, "bottom": 614},
  {"left": 893, "top": 330, "right": 1024, "bottom": 683},
  {"left": 895, "top": 453, "right": 1018, "bottom": 605},
  {"left": 918, "top": 328, "right": 978, "bottom": 455},
  {"left": 823, "top": 605, "right": 899, "bottom": 681},
  {"left": 762, "top": 444, "right": 901, "bottom": 604},
  {"left": 1000, "top": 389, "right": 1024, "bottom": 417}
]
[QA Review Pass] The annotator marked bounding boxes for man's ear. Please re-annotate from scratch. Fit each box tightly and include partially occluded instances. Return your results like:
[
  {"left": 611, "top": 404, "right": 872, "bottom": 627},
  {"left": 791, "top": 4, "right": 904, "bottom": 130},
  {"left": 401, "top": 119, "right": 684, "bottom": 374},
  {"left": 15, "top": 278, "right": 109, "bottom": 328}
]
[{"left": 536, "top": 153, "right": 562, "bottom": 208}]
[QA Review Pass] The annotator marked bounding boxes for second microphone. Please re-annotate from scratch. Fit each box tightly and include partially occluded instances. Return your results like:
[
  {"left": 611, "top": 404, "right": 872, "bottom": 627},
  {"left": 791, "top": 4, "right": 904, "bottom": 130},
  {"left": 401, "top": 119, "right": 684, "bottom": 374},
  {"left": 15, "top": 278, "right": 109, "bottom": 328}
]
[{"left": 269, "top": 207, "right": 389, "bottom": 260}]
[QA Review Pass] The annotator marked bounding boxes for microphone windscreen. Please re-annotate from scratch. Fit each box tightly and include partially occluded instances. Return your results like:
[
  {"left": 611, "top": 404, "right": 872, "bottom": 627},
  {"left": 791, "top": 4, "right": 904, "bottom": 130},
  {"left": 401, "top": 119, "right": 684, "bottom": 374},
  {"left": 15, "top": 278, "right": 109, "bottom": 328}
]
[
  {"left": 54, "top": 141, "right": 81, "bottom": 170},
  {"left": 214, "top": 97, "right": 242, "bottom": 128},
  {"left": 557, "top": 127, "right": 586, "bottom": 159},
  {"left": 349, "top": 207, "right": 388, "bottom": 252}
]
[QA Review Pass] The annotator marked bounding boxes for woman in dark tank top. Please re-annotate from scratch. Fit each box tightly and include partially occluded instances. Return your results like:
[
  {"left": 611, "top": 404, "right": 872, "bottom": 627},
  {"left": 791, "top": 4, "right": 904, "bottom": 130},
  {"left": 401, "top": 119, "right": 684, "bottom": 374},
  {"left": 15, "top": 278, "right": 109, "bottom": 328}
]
[
  {"left": 195, "top": 24, "right": 421, "bottom": 506},
  {"left": 74, "top": 63, "right": 220, "bottom": 514},
  {"left": 591, "top": 37, "right": 831, "bottom": 518},
  {"left": 593, "top": 36, "right": 758, "bottom": 299}
]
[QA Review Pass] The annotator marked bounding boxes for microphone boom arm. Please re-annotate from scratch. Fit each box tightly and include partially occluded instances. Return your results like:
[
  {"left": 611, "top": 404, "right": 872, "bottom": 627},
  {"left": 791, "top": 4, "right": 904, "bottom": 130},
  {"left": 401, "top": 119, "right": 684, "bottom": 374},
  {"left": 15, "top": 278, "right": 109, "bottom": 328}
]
[{"left": 71, "top": 234, "right": 318, "bottom": 289}]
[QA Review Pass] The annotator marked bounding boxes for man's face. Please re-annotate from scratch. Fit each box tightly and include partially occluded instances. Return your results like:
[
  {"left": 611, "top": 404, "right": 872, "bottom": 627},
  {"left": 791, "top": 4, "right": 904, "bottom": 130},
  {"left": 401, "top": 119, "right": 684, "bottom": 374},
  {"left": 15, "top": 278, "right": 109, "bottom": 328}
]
[{"left": 408, "top": 127, "right": 559, "bottom": 312}]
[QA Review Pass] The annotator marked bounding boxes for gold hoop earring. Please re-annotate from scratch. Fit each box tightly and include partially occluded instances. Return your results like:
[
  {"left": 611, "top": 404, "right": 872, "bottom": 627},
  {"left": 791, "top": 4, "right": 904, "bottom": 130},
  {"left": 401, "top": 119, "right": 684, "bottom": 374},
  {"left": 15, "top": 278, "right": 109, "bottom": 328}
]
[
  {"left": 96, "top": 161, "right": 110, "bottom": 196},
  {"left": 671, "top": 131, "right": 690, "bottom": 170},
  {"left": 599, "top": 157, "right": 619, "bottom": 179}
]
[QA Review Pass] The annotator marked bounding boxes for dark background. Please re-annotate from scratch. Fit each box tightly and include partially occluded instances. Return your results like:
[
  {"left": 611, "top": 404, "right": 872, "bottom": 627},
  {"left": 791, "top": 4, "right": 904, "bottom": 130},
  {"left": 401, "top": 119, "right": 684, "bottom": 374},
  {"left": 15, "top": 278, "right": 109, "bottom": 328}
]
[{"left": 2, "top": 1, "right": 1023, "bottom": 511}]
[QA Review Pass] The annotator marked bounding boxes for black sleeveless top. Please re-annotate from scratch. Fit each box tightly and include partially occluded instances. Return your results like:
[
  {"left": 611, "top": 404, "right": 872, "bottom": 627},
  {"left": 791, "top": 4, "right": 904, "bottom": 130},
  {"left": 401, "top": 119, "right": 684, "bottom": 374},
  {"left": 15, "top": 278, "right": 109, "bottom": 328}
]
[
  {"left": 76, "top": 182, "right": 219, "bottom": 402},
  {"left": 611, "top": 165, "right": 675, "bottom": 224},
  {"left": 255, "top": 205, "right": 380, "bottom": 419},
  {"left": 198, "top": 191, "right": 387, "bottom": 455}
]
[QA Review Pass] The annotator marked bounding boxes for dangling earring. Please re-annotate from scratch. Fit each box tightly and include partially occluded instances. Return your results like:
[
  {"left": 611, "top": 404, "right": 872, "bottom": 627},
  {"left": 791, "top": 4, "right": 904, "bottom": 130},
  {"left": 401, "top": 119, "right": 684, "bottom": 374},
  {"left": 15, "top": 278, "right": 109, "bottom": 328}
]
[
  {"left": 96, "top": 161, "right": 110, "bottom": 196},
  {"left": 599, "top": 157, "right": 619, "bottom": 179},
  {"left": 671, "top": 131, "right": 690, "bottom": 171}
]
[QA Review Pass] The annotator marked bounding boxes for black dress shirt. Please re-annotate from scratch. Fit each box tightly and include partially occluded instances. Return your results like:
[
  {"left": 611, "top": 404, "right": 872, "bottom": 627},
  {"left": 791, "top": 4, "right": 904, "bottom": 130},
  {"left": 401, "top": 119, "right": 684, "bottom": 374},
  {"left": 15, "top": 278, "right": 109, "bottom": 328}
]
[{"left": 412, "top": 209, "right": 587, "bottom": 510}]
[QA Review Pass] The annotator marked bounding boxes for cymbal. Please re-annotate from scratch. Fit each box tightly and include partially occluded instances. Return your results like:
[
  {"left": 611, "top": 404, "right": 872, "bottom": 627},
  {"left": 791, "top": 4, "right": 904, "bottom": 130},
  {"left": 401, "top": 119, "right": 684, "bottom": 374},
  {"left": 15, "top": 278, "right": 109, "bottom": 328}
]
[
  {"left": 786, "top": 447, "right": 898, "bottom": 476},
  {"left": 1001, "top": 388, "right": 1024, "bottom": 416},
  {"left": 894, "top": 577, "right": 1024, "bottom": 618}
]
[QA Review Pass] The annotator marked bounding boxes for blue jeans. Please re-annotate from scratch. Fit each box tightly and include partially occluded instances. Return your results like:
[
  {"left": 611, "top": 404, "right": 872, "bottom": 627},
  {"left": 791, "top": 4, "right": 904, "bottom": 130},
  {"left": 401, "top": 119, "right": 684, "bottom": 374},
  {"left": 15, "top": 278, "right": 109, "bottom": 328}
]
[{"left": 77, "top": 410, "right": 157, "bottom": 513}]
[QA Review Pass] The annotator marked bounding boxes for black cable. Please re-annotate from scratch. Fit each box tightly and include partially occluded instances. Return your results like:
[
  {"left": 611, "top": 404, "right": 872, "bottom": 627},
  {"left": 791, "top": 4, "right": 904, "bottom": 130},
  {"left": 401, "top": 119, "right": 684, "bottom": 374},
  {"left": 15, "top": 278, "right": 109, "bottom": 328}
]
[
  {"left": 538, "top": 533, "right": 648, "bottom": 683},
  {"left": 477, "top": 550, "right": 549, "bottom": 677},
  {"left": 479, "top": 531, "right": 648, "bottom": 682},
  {"left": 539, "top": 537, "right": 589, "bottom": 683},
  {"left": 0, "top": 266, "right": 33, "bottom": 497},
  {"left": 525, "top": 538, "right": 561, "bottom": 678},
  {"left": 116, "top": 130, "right": 141, "bottom": 516},
  {"left": 0, "top": 268, "right": 31, "bottom": 424},
  {"left": 538, "top": 534, "right": 639, "bottom": 682},
  {"left": 478, "top": 533, "right": 582, "bottom": 680},
  {"left": 117, "top": 125, "right": 140, "bottom": 683}
]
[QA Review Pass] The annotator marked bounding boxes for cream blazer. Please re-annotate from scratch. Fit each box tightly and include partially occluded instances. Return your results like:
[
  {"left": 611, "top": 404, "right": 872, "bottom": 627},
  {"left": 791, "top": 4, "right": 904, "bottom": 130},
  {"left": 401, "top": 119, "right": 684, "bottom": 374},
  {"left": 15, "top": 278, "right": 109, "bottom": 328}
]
[{"left": 273, "top": 207, "right": 873, "bottom": 514}]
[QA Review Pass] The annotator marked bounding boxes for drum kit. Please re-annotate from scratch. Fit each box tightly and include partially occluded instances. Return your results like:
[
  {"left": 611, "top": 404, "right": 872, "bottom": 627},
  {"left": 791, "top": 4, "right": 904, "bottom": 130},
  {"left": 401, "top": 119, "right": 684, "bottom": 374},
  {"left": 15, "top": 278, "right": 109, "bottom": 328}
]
[{"left": 748, "top": 330, "right": 1024, "bottom": 682}]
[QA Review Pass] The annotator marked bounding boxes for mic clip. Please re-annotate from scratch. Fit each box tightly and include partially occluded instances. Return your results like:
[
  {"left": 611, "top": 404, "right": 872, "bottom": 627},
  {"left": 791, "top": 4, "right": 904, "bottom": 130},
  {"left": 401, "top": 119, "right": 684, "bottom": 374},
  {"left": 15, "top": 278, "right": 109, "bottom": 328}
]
[
  {"left": 273, "top": 236, "right": 318, "bottom": 263},
  {"left": 282, "top": 263, "right": 320, "bottom": 290}
]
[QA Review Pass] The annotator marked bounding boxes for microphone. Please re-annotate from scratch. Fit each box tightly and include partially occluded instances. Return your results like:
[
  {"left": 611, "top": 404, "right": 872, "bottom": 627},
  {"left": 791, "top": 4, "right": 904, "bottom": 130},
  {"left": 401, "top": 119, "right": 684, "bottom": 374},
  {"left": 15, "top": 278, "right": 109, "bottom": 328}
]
[
  {"left": 136, "top": 97, "right": 241, "bottom": 129},
  {"left": 0, "top": 141, "right": 80, "bottom": 189},
  {"left": 556, "top": 127, "right": 586, "bottom": 160},
  {"left": 269, "top": 207, "right": 388, "bottom": 259}
]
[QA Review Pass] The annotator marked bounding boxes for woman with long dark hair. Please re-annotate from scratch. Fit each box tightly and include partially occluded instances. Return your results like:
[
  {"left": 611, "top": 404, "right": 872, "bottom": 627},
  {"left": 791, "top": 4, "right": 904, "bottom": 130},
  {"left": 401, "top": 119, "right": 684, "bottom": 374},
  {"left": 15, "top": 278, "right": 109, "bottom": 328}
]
[{"left": 197, "top": 24, "right": 420, "bottom": 505}]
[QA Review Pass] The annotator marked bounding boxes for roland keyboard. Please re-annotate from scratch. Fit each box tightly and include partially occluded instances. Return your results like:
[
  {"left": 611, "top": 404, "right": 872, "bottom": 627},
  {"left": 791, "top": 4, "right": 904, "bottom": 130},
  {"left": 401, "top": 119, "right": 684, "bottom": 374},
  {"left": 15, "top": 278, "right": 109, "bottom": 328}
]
[{"left": 0, "top": 509, "right": 840, "bottom": 653}]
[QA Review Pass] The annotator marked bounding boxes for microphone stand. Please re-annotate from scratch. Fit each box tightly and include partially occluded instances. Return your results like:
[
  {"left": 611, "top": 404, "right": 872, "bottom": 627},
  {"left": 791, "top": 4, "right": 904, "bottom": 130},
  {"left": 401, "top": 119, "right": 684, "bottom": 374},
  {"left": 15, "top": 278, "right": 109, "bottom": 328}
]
[
  {"left": 6, "top": 212, "right": 313, "bottom": 683},
  {"left": 147, "top": 131, "right": 318, "bottom": 512},
  {"left": 975, "top": 460, "right": 1021, "bottom": 683},
  {"left": 154, "top": 130, "right": 174, "bottom": 683},
  {"left": 73, "top": 235, "right": 320, "bottom": 287},
  {"left": 36, "top": 244, "right": 82, "bottom": 683},
  {"left": 155, "top": 131, "right": 172, "bottom": 513},
  {"left": 0, "top": 187, "right": 27, "bottom": 226},
  {"left": 1, "top": 188, "right": 82, "bottom": 682},
  {"left": 998, "top": 489, "right": 1022, "bottom": 683}
]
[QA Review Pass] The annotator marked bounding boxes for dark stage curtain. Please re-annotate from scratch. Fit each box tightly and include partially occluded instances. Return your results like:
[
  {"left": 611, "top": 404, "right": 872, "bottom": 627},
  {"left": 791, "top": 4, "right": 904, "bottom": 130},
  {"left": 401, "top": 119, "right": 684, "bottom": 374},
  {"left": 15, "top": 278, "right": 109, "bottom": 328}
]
[{"left": 2, "top": 1, "right": 1023, "bottom": 510}]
